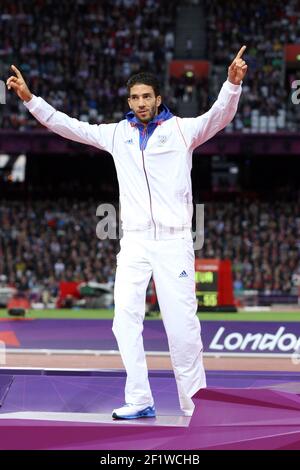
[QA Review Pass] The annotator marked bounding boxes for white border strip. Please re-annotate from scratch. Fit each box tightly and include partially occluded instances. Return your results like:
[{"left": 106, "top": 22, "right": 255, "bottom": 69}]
[{"left": 2, "top": 348, "right": 296, "bottom": 359}]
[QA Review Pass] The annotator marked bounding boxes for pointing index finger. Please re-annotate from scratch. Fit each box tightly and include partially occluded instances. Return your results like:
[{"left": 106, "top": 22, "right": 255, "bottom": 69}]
[
  {"left": 235, "top": 45, "right": 246, "bottom": 60},
  {"left": 11, "top": 64, "right": 23, "bottom": 79}
]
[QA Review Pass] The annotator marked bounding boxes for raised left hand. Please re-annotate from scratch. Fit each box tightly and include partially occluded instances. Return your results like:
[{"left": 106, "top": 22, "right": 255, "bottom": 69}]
[{"left": 228, "top": 46, "right": 248, "bottom": 85}]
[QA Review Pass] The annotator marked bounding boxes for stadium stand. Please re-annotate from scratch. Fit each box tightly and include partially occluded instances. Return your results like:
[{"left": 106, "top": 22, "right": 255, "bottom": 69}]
[
  {"left": 0, "top": 0, "right": 299, "bottom": 307},
  {"left": 0, "top": 0, "right": 178, "bottom": 129},
  {"left": 0, "top": 0, "right": 298, "bottom": 131},
  {"left": 0, "top": 198, "right": 299, "bottom": 304}
]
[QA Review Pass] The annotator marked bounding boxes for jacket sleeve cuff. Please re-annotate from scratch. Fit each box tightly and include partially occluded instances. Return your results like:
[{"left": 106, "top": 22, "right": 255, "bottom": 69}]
[
  {"left": 23, "top": 95, "right": 39, "bottom": 111},
  {"left": 225, "top": 80, "right": 242, "bottom": 92},
  {"left": 23, "top": 95, "right": 57, "bottom": 122}
]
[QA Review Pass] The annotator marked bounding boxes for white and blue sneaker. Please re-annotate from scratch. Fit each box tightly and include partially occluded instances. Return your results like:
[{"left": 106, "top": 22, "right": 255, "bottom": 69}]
[{"left": 112, "top": 403, "right": 156, "bottom": 420}]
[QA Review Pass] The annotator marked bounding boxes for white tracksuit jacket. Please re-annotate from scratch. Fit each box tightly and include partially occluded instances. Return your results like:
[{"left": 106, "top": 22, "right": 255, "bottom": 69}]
[
  {"left": 24, "top": 80, "right": 242, "bottom": 415},
  {"left": 24, "top": 80, "right": 241, "bottom": 238}
]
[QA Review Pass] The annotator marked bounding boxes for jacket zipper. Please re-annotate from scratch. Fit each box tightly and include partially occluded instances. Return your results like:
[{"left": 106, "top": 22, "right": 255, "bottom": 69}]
[{"left": 141, "top": 126, "right": 157, "bottom": 239}]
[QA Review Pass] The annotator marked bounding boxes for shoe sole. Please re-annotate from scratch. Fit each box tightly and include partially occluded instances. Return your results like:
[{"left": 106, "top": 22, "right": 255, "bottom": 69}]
[{"left": 112, "top": 411, "right": 156, "bottom": 420}]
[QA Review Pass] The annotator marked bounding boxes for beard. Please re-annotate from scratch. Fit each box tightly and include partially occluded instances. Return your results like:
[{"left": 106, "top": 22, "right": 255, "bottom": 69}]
[{"left": 137, "top": 104, "right": 158, "bottom": 123}]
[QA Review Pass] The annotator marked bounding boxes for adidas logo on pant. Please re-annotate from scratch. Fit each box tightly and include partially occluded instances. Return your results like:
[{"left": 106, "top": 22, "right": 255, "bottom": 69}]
[{"left": 179, "top": 270, "right": 188, "bottom": 278}]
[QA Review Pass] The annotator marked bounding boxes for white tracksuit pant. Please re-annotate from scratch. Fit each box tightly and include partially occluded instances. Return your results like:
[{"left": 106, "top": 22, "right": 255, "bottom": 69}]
[{"left": 112, "top": 231, "right": 206, "bottom": 415}]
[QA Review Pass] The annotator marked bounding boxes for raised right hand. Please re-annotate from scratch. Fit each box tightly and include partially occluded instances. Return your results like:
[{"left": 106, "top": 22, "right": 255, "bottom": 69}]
[{"left": 6, "top": 65, "right": 33, "bottom": 102}]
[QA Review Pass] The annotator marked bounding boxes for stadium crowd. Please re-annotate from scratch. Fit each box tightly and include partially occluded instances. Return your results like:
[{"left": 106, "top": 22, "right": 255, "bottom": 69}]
[
  {"left": 204, "top": 0, "right": 300, "bottom": 132},
  {"left": 0, "top": 0, "right": 177, "bottom": 129},
  {"left": 0, "top": 199, "right": 119, "bottom": 304},
  {"left": 1, "top": 0, "right": 299, "bottom": 305},
  {"left": 0, "top": 0, "right": 299, "bottom": 131},
  {"left": 200, "top": 198, "right": 300, "bottom": 295},
  {"left": 0, "top": 198, "right": 299, "bottom": 304}
]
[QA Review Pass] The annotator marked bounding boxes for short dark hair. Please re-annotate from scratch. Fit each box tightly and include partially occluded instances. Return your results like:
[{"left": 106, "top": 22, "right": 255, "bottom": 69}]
[{"left": 127, "top": 72, "right": 161, "bottom": 97}]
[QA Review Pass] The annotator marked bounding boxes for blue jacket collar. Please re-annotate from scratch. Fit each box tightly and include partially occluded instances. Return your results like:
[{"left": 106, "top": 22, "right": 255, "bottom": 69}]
[{"left": 125, "top": 104, "right": 173, "bottom": 128}]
